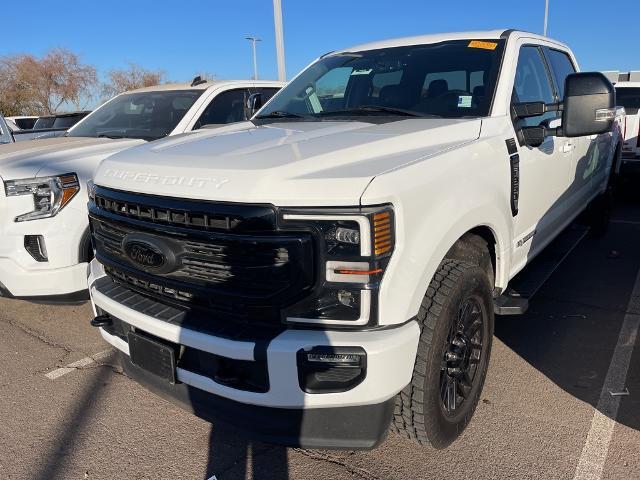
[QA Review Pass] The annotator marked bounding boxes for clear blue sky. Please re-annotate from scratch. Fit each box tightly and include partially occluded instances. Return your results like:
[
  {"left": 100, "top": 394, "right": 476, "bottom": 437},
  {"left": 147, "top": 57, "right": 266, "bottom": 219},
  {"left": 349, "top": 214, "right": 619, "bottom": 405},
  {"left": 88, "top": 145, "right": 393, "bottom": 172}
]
[{"left": 5, "top": 0, "right": 637, "bottom": 85}]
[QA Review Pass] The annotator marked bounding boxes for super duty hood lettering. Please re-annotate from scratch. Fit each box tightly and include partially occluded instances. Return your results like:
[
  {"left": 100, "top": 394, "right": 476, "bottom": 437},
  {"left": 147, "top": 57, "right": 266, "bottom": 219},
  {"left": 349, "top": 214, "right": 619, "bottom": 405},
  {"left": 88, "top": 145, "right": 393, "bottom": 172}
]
[{"left": 103, "top": 168, "right": 229, "bottom": 189}]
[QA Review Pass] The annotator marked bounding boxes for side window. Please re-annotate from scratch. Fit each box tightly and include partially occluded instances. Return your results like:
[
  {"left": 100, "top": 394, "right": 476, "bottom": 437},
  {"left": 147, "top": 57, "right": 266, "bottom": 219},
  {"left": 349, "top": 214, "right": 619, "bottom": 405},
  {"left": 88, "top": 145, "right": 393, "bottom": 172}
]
[
  {"left": 315, "top": 67, "right": 352, "bottom": 100},
  {"left": 545, "top": 49, "right": 576, "bottom": 100},
  {"left": 512, "top": 46, "right": 557, "bottom": 127},
  {"left": 194, "top": 88, "right": 249, "bottom": 129},
  {"left": 308, "top": 66, "right": 352, "bottom": 112}
]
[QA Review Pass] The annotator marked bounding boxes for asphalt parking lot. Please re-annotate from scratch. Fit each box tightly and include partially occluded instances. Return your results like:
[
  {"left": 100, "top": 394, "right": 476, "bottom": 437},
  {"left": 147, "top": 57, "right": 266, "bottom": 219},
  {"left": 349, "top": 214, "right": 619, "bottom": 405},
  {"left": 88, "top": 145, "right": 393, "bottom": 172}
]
[{"left": 1, "top": 191, "right": 639, "bottom": 480}]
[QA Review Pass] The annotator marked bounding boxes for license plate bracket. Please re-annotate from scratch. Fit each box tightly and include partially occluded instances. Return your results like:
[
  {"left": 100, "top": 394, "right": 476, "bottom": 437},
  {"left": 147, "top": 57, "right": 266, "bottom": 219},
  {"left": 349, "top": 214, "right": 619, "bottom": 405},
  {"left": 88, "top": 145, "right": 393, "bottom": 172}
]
[{"left": 128, "top": 331, "right": 177, "bottom": 384}]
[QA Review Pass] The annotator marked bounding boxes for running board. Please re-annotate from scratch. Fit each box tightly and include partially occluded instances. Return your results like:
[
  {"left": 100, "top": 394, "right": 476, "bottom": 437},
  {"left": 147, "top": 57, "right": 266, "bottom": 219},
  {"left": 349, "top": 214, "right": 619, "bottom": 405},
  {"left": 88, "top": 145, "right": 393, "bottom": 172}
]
[{"left": 494, "top": 224, "right": 589, "bottom": 315}]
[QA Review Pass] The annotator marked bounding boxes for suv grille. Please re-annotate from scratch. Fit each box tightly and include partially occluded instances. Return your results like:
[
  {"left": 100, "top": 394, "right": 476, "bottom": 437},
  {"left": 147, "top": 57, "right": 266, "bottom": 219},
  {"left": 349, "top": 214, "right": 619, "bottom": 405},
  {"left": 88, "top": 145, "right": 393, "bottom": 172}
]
[{"left": 90, "top": 187, "right": 315, "bottom": 323}]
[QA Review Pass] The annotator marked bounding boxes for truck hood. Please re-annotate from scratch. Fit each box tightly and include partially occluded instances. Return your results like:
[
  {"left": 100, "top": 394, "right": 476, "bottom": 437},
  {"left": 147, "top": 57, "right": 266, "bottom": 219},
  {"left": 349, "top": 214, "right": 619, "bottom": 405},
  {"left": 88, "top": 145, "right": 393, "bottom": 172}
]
[
  {"left": 95, "top": 119, "right": 482, "bottom": 206},
  {"left": 0, "top": 136, "right": 145, "bottom": 181}
]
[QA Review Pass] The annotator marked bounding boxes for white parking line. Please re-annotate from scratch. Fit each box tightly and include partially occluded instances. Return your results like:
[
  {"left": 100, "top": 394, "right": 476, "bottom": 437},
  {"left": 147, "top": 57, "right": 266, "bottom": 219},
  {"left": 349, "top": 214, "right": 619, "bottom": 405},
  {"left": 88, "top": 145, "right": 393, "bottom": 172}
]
[
  {"left": 45, "top": 349, "right": 113, "bottom": 380},
  {"left": 573, "top": 270, "right": 640, "bottom": 480}
]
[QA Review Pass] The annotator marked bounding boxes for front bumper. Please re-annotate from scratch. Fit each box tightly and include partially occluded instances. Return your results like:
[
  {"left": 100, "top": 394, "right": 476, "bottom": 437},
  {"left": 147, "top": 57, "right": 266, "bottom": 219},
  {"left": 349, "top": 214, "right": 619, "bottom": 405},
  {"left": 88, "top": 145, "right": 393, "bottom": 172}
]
[
  {"left": 89, "top": 259, "right": 420, "bottom": 448},
  {"left": 0, "top": 190, "right": 89, "bottom": 297}
]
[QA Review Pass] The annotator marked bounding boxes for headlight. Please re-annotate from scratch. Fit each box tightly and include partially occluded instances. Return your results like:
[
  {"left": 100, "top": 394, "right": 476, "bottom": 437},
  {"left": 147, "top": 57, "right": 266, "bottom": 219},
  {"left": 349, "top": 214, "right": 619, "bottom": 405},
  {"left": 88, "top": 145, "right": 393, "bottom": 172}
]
[
  {"left": 279, "top": 206, "right": 394, "bottom": 327},
  {"left": 4, "top": 173, "right": 80, "bottom": 222}
]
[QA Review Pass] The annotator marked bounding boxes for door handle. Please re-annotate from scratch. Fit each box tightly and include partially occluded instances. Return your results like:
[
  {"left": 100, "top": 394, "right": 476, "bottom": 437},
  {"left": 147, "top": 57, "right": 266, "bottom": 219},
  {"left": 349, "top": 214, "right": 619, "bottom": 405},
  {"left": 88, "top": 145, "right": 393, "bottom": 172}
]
[{"left": 561, "top": 142, "right": 576, "bottom": 153}]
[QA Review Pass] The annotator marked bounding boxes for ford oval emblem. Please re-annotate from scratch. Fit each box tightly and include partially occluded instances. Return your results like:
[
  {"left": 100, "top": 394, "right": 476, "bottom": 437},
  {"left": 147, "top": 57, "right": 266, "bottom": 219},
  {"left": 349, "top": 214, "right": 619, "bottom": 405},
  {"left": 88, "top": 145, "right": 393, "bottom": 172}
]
[{"left": 124, "top": 241, "right": 166, "bottom": 269}]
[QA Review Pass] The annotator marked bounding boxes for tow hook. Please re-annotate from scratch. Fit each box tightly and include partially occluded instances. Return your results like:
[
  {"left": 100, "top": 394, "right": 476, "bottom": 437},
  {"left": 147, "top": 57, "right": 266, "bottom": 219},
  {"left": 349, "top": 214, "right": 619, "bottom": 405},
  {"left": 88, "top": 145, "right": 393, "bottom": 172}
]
[{"left": 90, "top": 314, "right": 112, "bottom": 327}]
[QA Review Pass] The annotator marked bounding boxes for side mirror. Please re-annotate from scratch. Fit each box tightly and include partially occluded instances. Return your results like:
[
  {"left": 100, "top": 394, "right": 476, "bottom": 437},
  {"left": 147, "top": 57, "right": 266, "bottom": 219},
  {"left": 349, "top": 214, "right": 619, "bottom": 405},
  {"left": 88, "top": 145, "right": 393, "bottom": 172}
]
[
  {"left": 562, "top": 72, "right": 615, "bottom": 137},
  {"left": 246, "top": 93, "right": 263, "bottom": 119}
]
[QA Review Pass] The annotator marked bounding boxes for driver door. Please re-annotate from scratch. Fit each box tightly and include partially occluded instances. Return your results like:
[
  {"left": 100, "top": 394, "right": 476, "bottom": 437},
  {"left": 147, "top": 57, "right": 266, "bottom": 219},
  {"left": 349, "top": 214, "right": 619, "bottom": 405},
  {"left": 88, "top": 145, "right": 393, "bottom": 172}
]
[{"left": 510, "top": 45, "right": 572, "bottom": 271}]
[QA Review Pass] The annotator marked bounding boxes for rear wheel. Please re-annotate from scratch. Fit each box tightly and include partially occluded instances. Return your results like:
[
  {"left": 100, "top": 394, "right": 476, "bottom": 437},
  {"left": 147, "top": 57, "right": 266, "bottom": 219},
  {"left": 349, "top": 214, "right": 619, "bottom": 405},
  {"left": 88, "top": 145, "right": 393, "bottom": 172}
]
[{"left": 392, "top": 253, "right": 494, "bottom": 448}]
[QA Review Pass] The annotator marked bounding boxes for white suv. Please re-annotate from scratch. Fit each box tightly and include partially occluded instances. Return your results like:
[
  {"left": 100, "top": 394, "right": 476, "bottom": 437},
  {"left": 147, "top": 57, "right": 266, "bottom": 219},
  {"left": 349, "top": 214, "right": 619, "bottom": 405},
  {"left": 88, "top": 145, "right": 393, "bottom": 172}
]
[
  {"left": 88, "top": 30, "right": 619, "bottom": 449},
  {"left": 0, "top": 79, "right": 283, "bottom": 299}
]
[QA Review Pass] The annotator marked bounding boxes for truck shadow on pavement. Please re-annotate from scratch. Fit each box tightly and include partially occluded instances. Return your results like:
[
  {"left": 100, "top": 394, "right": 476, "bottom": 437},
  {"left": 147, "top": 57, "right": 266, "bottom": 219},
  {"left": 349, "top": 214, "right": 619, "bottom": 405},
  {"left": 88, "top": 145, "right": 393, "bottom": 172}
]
[
  {"left": 32, "top": 354, "right": 116, "bottom": 480},
  {"left": 495, "top": 188, "right": 640, "bottom": 433},
  {"left": 204, "top": 425, "right": 290, "bottom": 480}
]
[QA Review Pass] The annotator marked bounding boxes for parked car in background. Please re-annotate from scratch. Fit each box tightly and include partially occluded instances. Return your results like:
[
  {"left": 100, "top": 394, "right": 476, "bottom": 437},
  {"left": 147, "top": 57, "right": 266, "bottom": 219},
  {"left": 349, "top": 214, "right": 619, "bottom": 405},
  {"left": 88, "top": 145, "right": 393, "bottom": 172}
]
[
  {"left": 87, "top": 30, "right": 619, "bottom": 450},
  {"left": 614, "top": 75, "right": 640, "bottom": 173},
  {"left": 0, "top": 78, "right": 284, "bottom": 300},
  {"left": 9, "top": 111, "right": 93, "bottom": 141},
  {"left": 6, "top": 116, "right": 38, "bottom": 130},
  {"left": 33, "top": 111, "right": 90, "bottom": 130},
  {"left": 0, "top": 115, "right": 14, "bottom": 144}
]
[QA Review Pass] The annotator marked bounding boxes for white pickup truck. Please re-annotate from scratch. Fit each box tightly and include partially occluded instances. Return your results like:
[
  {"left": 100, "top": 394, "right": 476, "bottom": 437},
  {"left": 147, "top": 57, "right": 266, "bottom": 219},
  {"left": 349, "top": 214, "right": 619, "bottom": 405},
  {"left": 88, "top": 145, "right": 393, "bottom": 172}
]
[
  {"left": 88, "top": 30, "right": 619, "bottom": 449},
  {"left": 0, "top": 79, "right": 283, "bottom": 300}
]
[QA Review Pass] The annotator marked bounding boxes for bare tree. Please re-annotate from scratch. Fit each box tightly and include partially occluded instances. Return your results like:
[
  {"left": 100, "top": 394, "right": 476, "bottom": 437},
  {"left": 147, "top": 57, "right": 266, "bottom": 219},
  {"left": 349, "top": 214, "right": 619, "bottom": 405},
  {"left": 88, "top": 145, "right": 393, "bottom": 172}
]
[
  {"left": 0, "top": 49, "right": 97, "bottom": 115},
  {"left": 102, "top": 63, "right": 164, "bottom": 98}
]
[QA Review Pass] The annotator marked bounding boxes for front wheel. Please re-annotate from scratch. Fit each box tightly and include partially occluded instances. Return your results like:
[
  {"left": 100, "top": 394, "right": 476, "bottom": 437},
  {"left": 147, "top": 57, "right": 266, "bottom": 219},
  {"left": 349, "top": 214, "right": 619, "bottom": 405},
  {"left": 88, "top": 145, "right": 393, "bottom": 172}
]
[{"left": 392, "top": 258, "right": 494, "bottom": 449}]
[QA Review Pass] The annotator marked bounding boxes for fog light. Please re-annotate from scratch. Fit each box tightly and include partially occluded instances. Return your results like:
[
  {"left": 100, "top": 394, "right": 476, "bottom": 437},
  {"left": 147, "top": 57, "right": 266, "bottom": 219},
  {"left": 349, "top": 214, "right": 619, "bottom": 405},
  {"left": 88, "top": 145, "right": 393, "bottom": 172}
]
[
  {"left": 24, "top": 235, "right": 48, "bottom": 262},
  {"left": 297, "top": 346, "right": 367, "bottom": 393},
  {"left": 337, "top": 289, "right": 356, "bottom": 307}
]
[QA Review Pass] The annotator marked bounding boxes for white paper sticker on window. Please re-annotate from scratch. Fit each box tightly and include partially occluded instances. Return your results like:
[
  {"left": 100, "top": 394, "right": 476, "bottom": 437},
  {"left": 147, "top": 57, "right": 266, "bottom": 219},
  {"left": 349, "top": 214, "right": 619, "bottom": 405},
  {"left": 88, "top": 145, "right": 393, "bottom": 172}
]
[
  {"left": 457, "top": 95, "right": 472, "bottom": 108},
  {"left": 351, "top": 69, "right": 373, "bottom": 76}
]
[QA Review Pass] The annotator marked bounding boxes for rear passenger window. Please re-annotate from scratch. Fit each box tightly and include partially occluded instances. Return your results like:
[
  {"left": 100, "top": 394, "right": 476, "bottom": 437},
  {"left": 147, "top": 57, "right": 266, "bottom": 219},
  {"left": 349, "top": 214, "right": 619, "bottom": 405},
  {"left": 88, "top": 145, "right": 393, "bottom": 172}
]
[
  {"left": 512, "top": 46, "right": 557, "bottom": 128},
  {"left": 546, "top": 49, "right": 576, "bottom": 99}
]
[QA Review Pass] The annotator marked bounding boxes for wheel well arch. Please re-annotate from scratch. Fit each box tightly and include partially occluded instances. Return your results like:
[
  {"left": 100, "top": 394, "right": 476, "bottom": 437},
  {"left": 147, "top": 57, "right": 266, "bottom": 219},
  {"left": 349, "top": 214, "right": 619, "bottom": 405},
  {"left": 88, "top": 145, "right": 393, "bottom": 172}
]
[{"left": 444, "top": 225, "right": 498, "bottom": 291}]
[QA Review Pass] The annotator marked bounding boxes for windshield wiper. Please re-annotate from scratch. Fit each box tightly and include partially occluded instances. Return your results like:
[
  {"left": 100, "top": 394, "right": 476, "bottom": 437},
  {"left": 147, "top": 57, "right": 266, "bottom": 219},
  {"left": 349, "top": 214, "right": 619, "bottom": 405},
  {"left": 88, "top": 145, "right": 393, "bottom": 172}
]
[
  {"left": 97, "top": 132, "right": 128, "bottom": 139},
  {"left": 254, "top": 111, "right": 307, "bottom": 119},
  {"left": 317, "top": 105, "right": 431, "bottom": 118}
]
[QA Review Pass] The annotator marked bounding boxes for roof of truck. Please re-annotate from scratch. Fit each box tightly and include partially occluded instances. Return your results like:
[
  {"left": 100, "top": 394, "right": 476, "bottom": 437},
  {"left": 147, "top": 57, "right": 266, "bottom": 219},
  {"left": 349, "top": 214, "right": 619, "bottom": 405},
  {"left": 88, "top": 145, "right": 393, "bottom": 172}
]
[
  {"left": 334, "top": 29, "right": 567, "bottom": 54},
  {"left": 127, "top": 80, "right": 285, "bottom": 93}
]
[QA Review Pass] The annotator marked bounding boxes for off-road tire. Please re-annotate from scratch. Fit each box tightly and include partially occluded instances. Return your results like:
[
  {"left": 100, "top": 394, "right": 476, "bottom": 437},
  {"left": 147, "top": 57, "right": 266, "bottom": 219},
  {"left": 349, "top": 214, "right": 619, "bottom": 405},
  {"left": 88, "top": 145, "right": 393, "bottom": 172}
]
[{"left": 391, "top": 256, "right": 494, "bottom": 449}]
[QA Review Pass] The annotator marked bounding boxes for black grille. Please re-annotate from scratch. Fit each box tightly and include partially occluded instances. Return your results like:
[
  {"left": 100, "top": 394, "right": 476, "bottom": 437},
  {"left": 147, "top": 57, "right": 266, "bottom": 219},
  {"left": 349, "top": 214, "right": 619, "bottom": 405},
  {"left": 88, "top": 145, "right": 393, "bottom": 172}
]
[
  {"left": 93, "top": 186, "right": 277, "bottom": 232},
  {"left": 90, "top": 187, "right": 315, "bottom": 323}
]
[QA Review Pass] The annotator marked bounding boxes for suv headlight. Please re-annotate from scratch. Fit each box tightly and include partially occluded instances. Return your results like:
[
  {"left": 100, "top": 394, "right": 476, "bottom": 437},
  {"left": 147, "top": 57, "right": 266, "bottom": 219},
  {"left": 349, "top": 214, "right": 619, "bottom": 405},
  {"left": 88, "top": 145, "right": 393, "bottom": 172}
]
[
  {"left": 280, "top": 205, "right": 394, "bottom": 327},
  {"left": 4, "top": 173, "right": 80, "bottom": 222}
]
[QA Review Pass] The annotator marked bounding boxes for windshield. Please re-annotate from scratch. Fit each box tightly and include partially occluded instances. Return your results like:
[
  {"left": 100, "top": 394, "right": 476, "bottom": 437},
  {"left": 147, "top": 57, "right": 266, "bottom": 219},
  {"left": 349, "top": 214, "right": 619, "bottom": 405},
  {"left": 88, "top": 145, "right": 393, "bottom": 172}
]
[
  {"left": 616, "top": 87, "right": 640, "bottom": 114},
  {"left": 34, "top": 117, "right": 55, "bottom": 129},
  {"left": 68, "top": 90, "right": 203, "bottom": 141},
  {"left": 53, "top": 113, "right": 88, "bottom": 129},
  {"left": 257, "top": 39, "right": 505, "bottom": 122}
]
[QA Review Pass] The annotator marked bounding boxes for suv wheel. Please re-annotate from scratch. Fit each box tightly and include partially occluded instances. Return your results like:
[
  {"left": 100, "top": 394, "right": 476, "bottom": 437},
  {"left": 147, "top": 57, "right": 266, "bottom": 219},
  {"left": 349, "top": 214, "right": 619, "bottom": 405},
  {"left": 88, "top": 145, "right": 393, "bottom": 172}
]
[{"left": 392, "top": 256, "right": 494, "bottom": 448}]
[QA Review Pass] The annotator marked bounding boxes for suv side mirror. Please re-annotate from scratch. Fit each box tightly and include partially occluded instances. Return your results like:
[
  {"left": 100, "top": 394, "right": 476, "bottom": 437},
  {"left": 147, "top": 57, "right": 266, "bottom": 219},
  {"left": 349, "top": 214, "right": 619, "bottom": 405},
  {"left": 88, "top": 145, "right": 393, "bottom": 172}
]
[
  {"left": 246, "top": 93, "right": 263, "bottom": 119},
  {"left": 562, "top": 72, "right": 615, "bottom": 137}
]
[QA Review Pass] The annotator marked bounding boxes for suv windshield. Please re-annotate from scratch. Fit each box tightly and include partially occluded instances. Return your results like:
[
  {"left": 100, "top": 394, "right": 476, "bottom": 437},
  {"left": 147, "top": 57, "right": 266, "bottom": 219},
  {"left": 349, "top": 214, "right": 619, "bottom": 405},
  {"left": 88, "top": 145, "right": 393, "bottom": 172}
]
[
  {"left": 68, "top": 90, "right": 204, "bottom": 141},
  {"left": 257, "top": 39, "right": 505, "bottom": 122}
]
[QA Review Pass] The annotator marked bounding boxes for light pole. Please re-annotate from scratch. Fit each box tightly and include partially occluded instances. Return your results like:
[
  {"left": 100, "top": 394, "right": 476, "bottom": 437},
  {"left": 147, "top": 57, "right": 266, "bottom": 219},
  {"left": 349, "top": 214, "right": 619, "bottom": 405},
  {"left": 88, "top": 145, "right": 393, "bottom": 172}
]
[
  {"left": 245, "top": 36, "right": 261, "bottom": 80},
  {"left": 543, "top": 0, "right": 549, "bottom": 36},
  {"left": 273, "top": 0, "right": 286, "bottom": 81}
]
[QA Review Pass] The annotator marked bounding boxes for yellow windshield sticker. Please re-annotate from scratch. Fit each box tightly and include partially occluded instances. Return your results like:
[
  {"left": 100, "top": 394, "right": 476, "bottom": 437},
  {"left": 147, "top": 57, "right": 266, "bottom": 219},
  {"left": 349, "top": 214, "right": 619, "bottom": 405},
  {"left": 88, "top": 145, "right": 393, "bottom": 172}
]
[{"left": 468, "top": 40, "right": 498, "bottom": 50}]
